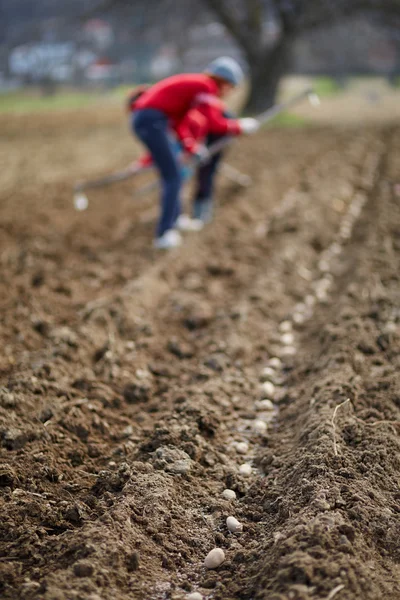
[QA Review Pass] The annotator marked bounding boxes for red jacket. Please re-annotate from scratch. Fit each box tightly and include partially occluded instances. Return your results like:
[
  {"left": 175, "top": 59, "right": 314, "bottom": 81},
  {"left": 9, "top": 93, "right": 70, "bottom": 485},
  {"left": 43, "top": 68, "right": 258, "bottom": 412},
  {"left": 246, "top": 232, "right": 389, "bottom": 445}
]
[{"left": 134, "top": 73, "right": 241, "bottom": 152}]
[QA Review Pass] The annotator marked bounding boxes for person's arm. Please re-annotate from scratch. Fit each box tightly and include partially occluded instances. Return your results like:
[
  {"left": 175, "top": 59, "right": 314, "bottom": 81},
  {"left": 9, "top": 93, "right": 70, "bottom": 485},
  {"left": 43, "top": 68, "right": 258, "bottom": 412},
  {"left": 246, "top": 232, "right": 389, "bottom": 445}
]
[
  {"left": 194, "top": 94, "right": 242, "bottom": 136},
  {"left": 175, "top": 110, "right": 208, "bottom": 155},
  {"left": 175, "top": 119, "right": 199, "bottom": 154}
]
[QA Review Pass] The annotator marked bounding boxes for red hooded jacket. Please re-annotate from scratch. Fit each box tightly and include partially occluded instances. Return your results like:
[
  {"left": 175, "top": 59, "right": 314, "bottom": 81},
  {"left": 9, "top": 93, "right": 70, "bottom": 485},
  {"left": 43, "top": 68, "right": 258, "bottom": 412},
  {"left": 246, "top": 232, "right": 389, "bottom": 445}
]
[{"left": 131, "top": 73, "right": 242, "bottom": 153}]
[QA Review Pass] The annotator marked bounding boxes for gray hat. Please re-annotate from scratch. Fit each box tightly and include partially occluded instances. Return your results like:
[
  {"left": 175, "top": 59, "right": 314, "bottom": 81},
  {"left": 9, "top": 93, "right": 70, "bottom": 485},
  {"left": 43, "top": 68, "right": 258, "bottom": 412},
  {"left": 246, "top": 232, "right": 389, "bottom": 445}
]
[{"left": 205, "top": 57, "right": 244, "bottom": 86}]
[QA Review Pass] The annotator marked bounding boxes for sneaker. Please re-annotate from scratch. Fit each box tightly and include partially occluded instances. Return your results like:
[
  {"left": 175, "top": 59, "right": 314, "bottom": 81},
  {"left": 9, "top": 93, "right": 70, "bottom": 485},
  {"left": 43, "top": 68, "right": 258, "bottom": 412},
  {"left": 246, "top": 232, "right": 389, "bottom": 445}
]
[
  {"left": 176, "top": 214, "right": 204, "bottom": 232},
  {"left": 153, "top": 229, "right": 182, "bottom": 249}
]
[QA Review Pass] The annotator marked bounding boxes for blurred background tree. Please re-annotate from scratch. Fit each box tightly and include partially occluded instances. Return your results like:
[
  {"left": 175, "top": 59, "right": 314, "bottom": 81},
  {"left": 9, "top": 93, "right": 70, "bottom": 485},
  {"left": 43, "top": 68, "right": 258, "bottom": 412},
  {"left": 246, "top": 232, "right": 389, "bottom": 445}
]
[
  {"left": 1, "top": 0, "right": 399, "bottom": 109},
  {"left": 204, "top": 0, "right": 400, "bottom": 110}
]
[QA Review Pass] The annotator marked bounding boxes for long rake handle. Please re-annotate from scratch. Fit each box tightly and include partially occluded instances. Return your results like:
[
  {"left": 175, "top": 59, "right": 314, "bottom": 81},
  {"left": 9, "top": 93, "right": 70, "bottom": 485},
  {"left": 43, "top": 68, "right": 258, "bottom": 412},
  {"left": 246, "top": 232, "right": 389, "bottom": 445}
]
[
  {"left": 74, "top": 165, "right": 146, "bottom": 193},
  {"left": 203, "top": 88, "right": 315, "bottom": 161},
  {"left": 132, "top": 162, "right": 252, "bottom": 199}
]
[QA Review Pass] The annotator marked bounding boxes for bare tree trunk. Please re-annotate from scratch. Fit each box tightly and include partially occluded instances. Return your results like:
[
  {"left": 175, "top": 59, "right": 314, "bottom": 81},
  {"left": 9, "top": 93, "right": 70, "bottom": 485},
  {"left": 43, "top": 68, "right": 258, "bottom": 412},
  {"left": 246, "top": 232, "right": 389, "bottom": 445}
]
[{"left": 245, "top": 35, "right": 294, "bottom": 113}]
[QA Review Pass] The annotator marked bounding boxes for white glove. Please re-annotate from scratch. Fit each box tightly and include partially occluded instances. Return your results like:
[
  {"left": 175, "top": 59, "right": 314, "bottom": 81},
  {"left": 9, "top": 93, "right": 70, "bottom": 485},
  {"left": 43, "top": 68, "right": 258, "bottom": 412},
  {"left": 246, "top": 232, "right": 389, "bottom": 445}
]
[
  {"left": 239, "top": 117, "right": 260, "bottom": 134},
  {"left": 194, "top": 144, "right": 210, "bottom": 162}
]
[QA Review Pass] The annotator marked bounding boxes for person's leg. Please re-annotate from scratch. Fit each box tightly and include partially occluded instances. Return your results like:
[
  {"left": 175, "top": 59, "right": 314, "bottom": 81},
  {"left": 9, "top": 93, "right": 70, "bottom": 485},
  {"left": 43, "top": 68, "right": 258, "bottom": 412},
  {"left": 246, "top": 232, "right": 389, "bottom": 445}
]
[
  {"left": 192, "top": 110, "right": 234, "bottom": 222},
  {"left": 193, "top": 140, "right": 223, "bottom": 222},
  {"left": 166, "top": 137, "right": 203, "bottom": 231},
  {"left": 133, "top": 109, "right": 182, "bottom": 238}
]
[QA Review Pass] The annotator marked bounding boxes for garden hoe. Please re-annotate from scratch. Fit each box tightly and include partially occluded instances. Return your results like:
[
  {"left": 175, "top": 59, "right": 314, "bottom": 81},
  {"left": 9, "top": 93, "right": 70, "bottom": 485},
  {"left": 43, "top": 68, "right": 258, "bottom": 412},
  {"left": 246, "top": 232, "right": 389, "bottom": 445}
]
[
  {"left": 72, "top": 158, "right": 251, "bottom": 211},
  {"left": 72, "top": 88, "right": 319, "bottom": 210},
  {"left": 131, "top": 87, "right": 320, "bottom": 198},
  {"left": 73, "top": 162, "right": 151, "bottom": 211}
]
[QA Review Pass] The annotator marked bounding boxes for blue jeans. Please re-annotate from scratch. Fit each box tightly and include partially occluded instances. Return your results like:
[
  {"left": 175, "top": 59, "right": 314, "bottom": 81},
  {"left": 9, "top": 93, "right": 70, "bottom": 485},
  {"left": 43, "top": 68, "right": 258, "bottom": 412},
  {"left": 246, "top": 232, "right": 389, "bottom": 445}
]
[
  {"left": 133, "top": 108, "right": 182, "bottom": 238},
  {"left": 195, "top": 138, "right": 223, "bottom": 200},
  {"left": 193, "top": 111, "right": 233, "bottom": 219}
]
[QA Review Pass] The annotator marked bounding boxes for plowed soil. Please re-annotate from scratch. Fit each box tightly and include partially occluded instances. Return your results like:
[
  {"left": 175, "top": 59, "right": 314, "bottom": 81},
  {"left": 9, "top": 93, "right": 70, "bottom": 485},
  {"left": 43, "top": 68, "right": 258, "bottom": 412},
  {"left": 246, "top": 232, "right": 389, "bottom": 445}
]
[{"left": 1, "top": 105, "right": 399, "bottom": 600}]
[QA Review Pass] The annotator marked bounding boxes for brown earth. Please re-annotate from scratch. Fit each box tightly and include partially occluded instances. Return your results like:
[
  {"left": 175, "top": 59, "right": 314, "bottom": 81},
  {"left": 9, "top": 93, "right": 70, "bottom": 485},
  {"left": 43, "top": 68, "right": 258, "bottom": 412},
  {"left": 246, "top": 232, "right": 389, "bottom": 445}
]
[{"left": 0, "top": 105, "right": 400, "bottom": 600}]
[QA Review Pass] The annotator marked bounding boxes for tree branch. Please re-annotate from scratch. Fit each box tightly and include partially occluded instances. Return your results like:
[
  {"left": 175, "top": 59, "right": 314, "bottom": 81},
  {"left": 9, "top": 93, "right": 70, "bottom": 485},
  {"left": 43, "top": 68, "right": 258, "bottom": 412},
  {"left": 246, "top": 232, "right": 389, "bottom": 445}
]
[
  {"left": 203, "top": 0, "right": 261, "bottom": 60},
  {"left": 247, "top": 0, "right": 263, "bottom": 38}
]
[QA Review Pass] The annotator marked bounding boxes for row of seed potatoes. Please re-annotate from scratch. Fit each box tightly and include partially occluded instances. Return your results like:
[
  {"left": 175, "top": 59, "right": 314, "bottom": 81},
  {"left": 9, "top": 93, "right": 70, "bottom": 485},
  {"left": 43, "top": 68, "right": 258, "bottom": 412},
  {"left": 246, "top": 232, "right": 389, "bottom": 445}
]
[{"left": 186, "top": 136, "right": 383, "bottom": 600}]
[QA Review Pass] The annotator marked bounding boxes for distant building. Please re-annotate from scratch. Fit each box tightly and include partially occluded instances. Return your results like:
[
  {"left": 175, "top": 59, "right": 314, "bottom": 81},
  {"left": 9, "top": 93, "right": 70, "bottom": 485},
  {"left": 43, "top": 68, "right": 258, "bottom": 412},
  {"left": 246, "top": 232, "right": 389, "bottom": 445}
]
[
  {"left": 368, "top": 40, "right": 397, "bottom": 73},
  {"left": 85, "top": 57, "right": 121, "bottom": 85},
  {"left": 294, "top": 17, "right": 399, "bottom": 76},
  {"left": 150, "top": 46, "right": 179, "bottom": 79},
  {"left": 9, "top": 42, "right": 74, "bottom": 82},
  {"left": 83, "top": 19, "right": 114, "bottom": 51}
]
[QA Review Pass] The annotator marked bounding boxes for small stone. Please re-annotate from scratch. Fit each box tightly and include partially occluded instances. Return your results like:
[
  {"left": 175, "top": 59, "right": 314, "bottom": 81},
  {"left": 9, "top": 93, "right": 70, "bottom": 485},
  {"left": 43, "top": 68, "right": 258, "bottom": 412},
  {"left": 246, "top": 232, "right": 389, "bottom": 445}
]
[
  {"left": 273, "top": 531, "right": 285, "bottom": 543},
  {"left": 279, "top": 320, "right": 292, "bottom": 333},
  {"left": 260, "top": 381, "right": 275, "bottom": 398},
  {"left": 292, "top": 312, "right": 306, "bottom": 324},
  {"left": 235, "top": 442, "right": 249, "bottom": 454},
  {"left": 204, "top": 548, "right": 225, "bottom": 569},
  {"left": 255, "top": 399, "right": 274, "bottom": 411},
  {"left": 136, "top": 368, "right": 150, "bottom": 379},
  {"left": 226, "top": 516, "right": 243, "bottom": 533},
  {"left": 165, "top": 459, "right": 191, "bottom": 475},
  {"left": 253, "top": 420, "right": 267, "bottom": 434},
  {"left": 260, "top": 367, "right": 276, "bottom": 381},
  {"left": 305, "top": 294, "right": 316, "bottom": 307},
  {"left": 384, "top": 322, "right": 397, "bottom": 334},
  {"left": 315, "top": 288, "right": 329, "bottom": 302},
  {"left": 268, "top": 357, "right": 282, "bottom": 369},
  {"left": 294, "top": 302, "right": 306, "bottom": 314},
  {"left": 281, "top": 332, "right": 294, "bottom": 345},
  {"left": 239, "top": 463, "right": 252, "bottom": 476},
  {"left": 122, "top": 425, "right": 134, "bottom": 437},
  {"left": 0, "top": 387, "right": 16, "bottom": 408},
  {"left": 153, "top": 446, "right": 192, "bottom": 475},
  {"left": 187, "top": 593, "right": 203, "bottom": 600},
  {"left": 222, "top": 489, "right": 236, "bottom": 500}
]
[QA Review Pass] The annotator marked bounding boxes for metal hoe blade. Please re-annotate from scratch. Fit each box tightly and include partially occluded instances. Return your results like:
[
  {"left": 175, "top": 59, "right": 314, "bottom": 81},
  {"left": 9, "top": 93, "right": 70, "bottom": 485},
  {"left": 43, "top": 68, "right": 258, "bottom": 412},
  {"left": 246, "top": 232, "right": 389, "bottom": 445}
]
[{"left": 72, "top": 164, "right": 149, "bottom": 210}]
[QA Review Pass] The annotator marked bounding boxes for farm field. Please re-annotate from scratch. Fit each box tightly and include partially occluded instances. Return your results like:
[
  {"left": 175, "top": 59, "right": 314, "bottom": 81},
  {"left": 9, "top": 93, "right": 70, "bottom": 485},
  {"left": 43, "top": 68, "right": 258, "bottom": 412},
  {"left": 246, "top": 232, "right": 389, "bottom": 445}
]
[{"left": 1, "top": 95, "right": 400, "bottom": 600}]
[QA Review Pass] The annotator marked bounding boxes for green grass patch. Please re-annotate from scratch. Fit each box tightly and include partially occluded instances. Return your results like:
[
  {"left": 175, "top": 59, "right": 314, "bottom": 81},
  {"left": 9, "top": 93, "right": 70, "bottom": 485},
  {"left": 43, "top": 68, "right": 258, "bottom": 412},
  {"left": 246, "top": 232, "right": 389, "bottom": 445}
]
[
  {"left": 0, "top": 90, "right": 102, "bottom": 114},
  {"left": 312, "top": 76, "right": 342, "bottom": 97},
  {"left": 0, "top": 85, "right": 153, "bottom": 114},
  {"left": 112, "top": 84, "right": 151, "bottom": 97},
  {"left": 267, "top": 112, "right": 308, "bottom": 127}
]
